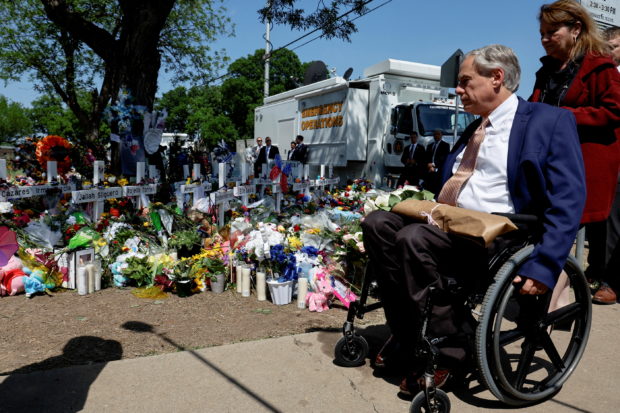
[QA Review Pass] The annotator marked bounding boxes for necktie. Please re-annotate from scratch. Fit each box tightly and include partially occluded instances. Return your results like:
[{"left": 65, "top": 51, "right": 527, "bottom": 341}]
[
  {"left": 432, "top": 142, "right": 439, "bottom": 164},
  {"left": 410, "top": 144, "right": 416, "bottom": 159},
  {"left": 437, "top": 118, "right": 489, "bottom": 206}
]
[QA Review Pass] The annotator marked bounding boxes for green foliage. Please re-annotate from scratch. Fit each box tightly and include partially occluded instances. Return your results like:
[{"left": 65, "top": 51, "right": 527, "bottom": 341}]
[
  {"left": 0, "top": 95, "right": 31, "bottom": 142},
  {"left": 221, "top": 48, "right": 305, "bottom": 139},
  {"left": 168, "top": 229, "right": 201, "bottom": 250},
  {"left": 124, "top": 256, "right": 153, "bottom": 287},
  {"left": 29, "top": 95, "right": 79, "bottom": 139},
  {"left": 258, "top": 0, "right": 367, "bottom": 41},
  {"left": 156, "top": 85, "right": 238, "bottom": 147}
]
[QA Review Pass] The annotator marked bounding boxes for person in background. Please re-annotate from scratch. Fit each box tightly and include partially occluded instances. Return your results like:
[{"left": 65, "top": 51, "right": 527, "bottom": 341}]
[
  {"left": 287, "top": 141, "right": 297, "bottom": 160},
  {"left": 529, "top": 0, "right": 620, "bottom": 304},
  {"left": 291, "top": 135, "right": 308, "bottom": 163},
  {"left": 253, "top": 137, "right": 264, "bottom": 177},
  {"left": 256, "top": 137, "right": 280, "bottom": 173},
  {"left": 424, "top": 129, "right": 450, "bottom": 195},
  {"left": 600, "top": 26, "right": 620, "bottom": 305},
  {"left": 397, "top": 131, "right": 425, "bottom": 187},
  {"left": 605, "top": 27, "right": 620, "bottom": 70}
]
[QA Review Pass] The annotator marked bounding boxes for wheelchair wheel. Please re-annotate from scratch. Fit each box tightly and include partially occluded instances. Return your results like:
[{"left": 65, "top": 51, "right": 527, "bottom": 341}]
[
  {"left": 410, "top": 389, "right": 451, "bottom": 413},
  {"left": 475, "top": 245, "right": 591, "bottom": 405},
  {"left": 334, "top": 335, "right": 369, "bottom": 367}
]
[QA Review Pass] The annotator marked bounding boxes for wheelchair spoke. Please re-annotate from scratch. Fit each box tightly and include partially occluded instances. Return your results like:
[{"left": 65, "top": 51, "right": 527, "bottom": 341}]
[
  {"left": 538, "top": 331, "right": 566, "bottom": 371},
  {"left": 499, "top": 328, "right": 527, "bottom": 347},
  {"left": 542, "top": 302, "right": 582, "bottom": 328},
  {"left": 513, "top": 337, "right": 537, "bottom": 390}
]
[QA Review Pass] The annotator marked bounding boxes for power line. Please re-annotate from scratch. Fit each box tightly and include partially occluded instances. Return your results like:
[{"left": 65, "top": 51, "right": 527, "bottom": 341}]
[
  {"left": 291, "top": 0, "right": 393, "bottom": 52},
  {"left": 204, "top": 0, "right": 386, "bottom": 85}
]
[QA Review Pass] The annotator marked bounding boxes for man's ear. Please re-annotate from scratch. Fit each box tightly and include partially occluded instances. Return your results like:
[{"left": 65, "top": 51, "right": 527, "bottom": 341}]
[{"left": 491, "top": 68, "right": 505, "bottom": 89}]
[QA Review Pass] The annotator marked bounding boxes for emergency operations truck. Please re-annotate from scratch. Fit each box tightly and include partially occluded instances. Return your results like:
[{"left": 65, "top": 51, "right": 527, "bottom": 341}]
[{"left": 253, "top": 59, "right": 475, "bottom": 186}]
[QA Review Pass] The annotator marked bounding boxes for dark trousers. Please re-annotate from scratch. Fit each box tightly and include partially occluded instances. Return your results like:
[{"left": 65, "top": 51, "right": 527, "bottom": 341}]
[
  {"left": 397, "top": 170, "right": 420, "bottom": 187},
  {"left": 362, "top": 211, "right": 489, "bottom": 366},
  {"left": 604, "top": 177, "right": 620, "bottom": 289}
]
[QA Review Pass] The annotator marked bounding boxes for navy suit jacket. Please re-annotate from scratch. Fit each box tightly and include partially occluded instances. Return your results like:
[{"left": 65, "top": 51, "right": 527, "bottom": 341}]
[{"left": 440, "top": 97, "right": 586, "bottom": 288}]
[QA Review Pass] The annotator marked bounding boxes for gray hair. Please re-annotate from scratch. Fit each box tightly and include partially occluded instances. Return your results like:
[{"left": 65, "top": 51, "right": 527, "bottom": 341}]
[{"left": 465, "top": 44, "right": 521, "bottom": 92}]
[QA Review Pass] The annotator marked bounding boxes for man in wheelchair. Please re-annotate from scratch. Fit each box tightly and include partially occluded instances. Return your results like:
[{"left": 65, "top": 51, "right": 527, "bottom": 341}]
[{"left": 362, "top": 45, "right": 586, "bottom": 398}]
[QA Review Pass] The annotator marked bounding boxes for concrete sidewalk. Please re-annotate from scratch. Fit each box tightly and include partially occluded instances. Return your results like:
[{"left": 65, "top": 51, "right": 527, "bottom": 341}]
[{"left": 1, "top": 304, "right": 619, "bottom": 413}]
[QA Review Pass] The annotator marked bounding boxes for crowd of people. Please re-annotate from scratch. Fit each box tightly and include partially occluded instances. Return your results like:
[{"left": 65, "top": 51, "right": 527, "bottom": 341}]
[
  {"left": 252, "top": 134, "right": 309, "bottom": 176},
  {"left": 365, "top": 0, "right": 620, "bottom": 398}
]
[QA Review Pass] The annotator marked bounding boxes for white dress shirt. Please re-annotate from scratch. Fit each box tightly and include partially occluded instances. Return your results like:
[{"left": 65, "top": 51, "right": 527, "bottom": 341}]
[{"left": 452, "top": 93, "right": 517, "bottom": 213}]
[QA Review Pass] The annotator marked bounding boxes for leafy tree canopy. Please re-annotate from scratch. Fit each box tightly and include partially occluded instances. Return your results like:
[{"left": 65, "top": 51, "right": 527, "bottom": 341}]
[
  {"left": 0, "top": 95, "right": 31, "bottom": 143},
  {"left": 0, "top": 0, "right": 232, "bottom": 144},
  {"left": 259, "top": 0, "right": 368, "bottom": 41}
]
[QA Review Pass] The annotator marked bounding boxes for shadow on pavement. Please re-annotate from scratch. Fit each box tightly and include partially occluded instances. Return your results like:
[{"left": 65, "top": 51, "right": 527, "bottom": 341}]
[
  {"left": 122, "top": 320, "right": 283, "bottom": 413},
  {"left": 0, "top": 336, "right": 122, "bottom": 413}
]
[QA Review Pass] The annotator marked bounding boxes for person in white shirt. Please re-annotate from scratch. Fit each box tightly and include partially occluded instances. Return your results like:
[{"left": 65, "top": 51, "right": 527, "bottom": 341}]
[{"left": 363, "top": 44, "right": 585, "bottom": 396}]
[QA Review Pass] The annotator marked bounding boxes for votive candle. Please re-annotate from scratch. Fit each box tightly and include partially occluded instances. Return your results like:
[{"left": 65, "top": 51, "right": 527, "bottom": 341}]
[
  {"left": 236, "top": 265, "right": 243, "bottom": 293},
  {"left": 76, "top": 266, "right": 88, "bottom": 295},
  {"left": 297, "top": 277, "right": 308, "bottom": 309},
  {"left": 256, "top": 271, "right": 266, "bottom": 301},
  {"left": 241, "top": 266, "right": 251, "bottom": 297}
]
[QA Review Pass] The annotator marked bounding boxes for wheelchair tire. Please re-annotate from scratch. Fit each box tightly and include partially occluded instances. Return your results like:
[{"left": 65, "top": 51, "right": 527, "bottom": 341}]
[
  {"left": 409, "top": 389, "right": 451, "bottom": 413},
  {"left": 334, "top": 335, "right": 369, "bottom": 367},
  {"left": 475, "top": 245, "right": 592, "bottom": 406}
]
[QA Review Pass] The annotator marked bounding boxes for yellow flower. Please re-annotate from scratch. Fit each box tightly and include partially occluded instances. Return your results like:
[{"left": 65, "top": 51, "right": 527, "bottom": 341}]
[
  {"left": 118, "top": 178, "right": 128, "bottom": 187},
  {"left": 306, "top": 228, "right": 321, "bottom": 235},
  {"left": 287, "top": 236, "right": 302, "bottom": 250},
  {"left": 143, "top": 222, "right": 150, "bottom": 227}
]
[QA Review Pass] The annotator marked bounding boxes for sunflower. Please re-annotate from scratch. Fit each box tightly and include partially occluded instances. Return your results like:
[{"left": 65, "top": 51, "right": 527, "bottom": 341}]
[{"left": 35, "top": 135, "right": 73, "bottom": 174}]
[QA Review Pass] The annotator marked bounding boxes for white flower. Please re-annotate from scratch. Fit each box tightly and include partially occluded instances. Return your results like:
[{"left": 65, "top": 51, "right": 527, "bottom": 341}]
[
  {"left": 0, "top": 201, "right": 13, "bottom": 214},
  {"left": 66, "top": 215, "right": 77, "bottom": 225}
]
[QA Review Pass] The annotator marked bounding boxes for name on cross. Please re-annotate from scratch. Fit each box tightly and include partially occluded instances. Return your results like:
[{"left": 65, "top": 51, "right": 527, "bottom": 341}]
[
  {"left": 0, "top": 183, "right": 74, "bottom": 200},
  {"left": 210, "top": 190, "right": 235, "bottom": 204},
  {"left": 233, "top": 185, "right": 256, "bottom": 196},
  {"left": 325, "top": 177, "right": 340, "bottom": 185},
  {"left": 123, "top": 184, "right": 157, "bottom": 197},
  {"left": 293, "top": 182, "right": 311, "bottom": 191}
]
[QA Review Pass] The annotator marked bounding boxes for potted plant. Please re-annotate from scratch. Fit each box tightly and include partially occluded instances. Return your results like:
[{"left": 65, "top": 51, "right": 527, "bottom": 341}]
[
  {"left": 124, "top": 256, "right": 153, "bottom": 287},
  {"left": 172, "top": 259, "right": 194, "bottom": 297},
  {"left": 204, "top": 257, "right": 227, "bottom": 293},
  {"left": 266, "top": 244, "right": 295, "bottom": 305},
  {"left": 168, "top": 229, "right": 202, "bottom": 258}
]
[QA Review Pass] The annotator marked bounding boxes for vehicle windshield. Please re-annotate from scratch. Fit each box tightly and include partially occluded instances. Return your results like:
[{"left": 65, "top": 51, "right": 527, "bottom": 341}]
[{"left": 416, "top": 104, "right": 475, "bottom": 136}]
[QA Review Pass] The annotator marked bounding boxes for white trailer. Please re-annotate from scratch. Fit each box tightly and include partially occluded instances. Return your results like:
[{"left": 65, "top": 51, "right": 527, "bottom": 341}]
[{"left": 254, "top": 59, "right": 475, "bottom": 186}]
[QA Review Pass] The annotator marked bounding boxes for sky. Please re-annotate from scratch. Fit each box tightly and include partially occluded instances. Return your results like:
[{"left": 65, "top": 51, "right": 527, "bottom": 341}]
[{"left": 0, "top": 0, "right": 602, "bottom": 106}]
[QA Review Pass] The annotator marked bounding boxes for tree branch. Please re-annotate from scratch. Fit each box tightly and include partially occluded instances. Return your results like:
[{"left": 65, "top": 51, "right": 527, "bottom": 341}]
[{"left": 39, "top": 0, "right": 116, "bottom": 62}]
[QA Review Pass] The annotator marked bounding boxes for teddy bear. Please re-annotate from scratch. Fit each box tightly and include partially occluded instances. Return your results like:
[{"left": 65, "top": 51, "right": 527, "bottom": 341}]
[
  {"left": 110, "top": 261, "right": 128, "bottom": 287},
  {"left": 22, "top": 267, "right": 55, "bottom": 298},
  {"left": 306, "top": 275, "right": 333, "bottom": 312},
  {"left": 0, "top": 255, "right": 26, "bottom": 296}
]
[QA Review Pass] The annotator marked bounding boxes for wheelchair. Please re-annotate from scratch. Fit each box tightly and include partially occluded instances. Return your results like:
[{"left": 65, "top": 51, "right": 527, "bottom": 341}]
[{"left": 334, "top": 214, "right": 592, "bottom": 413}]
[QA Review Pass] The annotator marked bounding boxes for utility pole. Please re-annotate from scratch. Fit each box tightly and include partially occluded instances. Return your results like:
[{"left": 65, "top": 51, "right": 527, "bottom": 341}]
[{"left": 263, "top": 0, "right": 272, "bottom": 99}]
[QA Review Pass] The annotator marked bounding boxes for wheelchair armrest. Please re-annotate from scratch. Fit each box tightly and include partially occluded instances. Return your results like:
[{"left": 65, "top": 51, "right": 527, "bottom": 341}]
[{"left": 492, "top": 213, "right": 540, "bottom": 231}]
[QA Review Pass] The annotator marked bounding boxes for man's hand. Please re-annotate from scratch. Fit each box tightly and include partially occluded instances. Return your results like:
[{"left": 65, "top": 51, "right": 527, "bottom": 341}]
[{"left": 513, "top": 275, "right": 549, "bottom": 295}]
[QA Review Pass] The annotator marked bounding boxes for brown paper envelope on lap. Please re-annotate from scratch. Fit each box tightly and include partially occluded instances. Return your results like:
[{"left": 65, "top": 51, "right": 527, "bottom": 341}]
[
  {"left": 392, "top": 200, "right": 518, "bottom": 247},
  {"left": 391, "top": 199, "right": 439, "bottom": 222}
]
